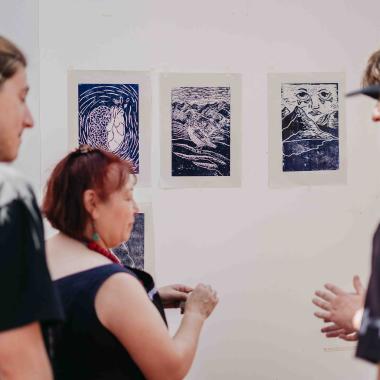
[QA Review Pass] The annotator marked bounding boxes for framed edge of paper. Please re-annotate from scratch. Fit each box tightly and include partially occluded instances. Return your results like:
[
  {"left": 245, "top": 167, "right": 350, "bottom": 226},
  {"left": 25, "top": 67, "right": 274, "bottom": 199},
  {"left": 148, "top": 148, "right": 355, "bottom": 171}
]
[
  {"left": 159, "top": 72, "right": 242, "bottom": 188},
  {"left": 268, "top": 72, "right": 346, "bottom": 188},
  {"left": 68, "top": 70, "right": 152, "bottom": 187}
]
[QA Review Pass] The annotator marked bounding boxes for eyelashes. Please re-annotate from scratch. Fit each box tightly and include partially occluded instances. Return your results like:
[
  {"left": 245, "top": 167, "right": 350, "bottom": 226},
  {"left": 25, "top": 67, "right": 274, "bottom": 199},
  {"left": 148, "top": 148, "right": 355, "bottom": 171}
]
[
  {"left": 296, "top": 90, "right": 310, "bottom": 102},
  {"left": 318, "top": 90, "right": 332, "bottom": 101}
]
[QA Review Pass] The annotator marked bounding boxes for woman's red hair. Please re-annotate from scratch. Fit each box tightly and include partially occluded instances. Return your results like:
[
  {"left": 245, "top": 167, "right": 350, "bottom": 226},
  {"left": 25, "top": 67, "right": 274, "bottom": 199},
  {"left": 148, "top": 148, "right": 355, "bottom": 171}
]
[{"left": 42, "top": 146, "right": 134, "bottom": 241}]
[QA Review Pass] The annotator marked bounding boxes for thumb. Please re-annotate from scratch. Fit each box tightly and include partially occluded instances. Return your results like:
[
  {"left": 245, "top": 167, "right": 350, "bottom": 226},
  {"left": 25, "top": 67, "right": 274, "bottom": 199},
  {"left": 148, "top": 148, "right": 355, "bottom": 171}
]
[
  {"left": 173, "top": 289, "right": 189, "bottom": 301},
  {"left": 353, "top": 275, "right": 365, "bottom": 295},
  {"left": 175, "top": 284, "right": 193, "bottom": 293}
]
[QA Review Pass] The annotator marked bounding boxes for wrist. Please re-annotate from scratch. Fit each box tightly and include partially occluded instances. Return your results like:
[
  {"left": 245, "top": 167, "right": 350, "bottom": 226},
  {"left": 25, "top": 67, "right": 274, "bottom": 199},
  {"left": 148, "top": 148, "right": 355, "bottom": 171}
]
[
  {"left": 184, "top": 309, "right": 206, "bottom": 323},
  {"left": 352, "top": 308, "right": 364, "bottom": 331}
]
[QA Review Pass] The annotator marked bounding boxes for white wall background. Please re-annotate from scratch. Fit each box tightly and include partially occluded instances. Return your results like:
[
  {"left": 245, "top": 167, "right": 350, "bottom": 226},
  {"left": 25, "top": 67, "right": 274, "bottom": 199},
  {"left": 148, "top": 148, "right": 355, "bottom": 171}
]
[{"left": 7, "top": 0, "right": 380, "bottom": 378}]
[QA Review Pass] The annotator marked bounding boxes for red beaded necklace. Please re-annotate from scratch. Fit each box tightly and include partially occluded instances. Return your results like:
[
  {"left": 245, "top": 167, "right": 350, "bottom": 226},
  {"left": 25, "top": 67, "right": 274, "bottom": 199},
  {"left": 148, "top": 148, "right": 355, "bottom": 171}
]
[{"left": 87, "top": 241, "right": 122, "bottom": 266}]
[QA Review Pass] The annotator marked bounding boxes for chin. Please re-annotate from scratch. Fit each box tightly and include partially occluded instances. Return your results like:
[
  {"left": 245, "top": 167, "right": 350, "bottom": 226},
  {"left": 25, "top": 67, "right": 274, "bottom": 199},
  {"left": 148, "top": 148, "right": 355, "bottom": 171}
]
[
  {"left": 0, "top": 150, "right": 18, "bottom": 163},
  {"left": 122, "top": 230, "right": 132, "bottom": 243},
  {"left": 110, "top": 234, "right": 131, "bottom": 249}
]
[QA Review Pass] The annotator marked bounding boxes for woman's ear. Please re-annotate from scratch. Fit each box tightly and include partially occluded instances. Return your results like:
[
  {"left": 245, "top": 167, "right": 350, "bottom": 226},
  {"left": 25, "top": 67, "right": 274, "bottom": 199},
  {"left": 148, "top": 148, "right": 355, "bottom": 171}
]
[{"left": 83, "top": 189, "right": 100, "bottom": 219}]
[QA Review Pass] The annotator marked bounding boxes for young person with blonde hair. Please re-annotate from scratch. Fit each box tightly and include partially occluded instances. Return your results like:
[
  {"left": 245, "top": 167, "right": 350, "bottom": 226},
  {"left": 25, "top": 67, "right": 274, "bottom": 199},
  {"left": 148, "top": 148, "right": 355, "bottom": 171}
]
[{"left": 0, "top": 36, "right": 63, "bottom": 379}]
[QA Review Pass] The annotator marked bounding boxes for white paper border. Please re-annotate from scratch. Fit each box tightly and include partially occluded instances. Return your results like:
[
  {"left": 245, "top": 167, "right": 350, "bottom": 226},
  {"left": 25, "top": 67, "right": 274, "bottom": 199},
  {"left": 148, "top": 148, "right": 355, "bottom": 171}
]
[
  {"left": 268, "top": 72, "right": 346, "bottom": 188},
  {"left": 68, "top": 70, "right": 151, "bottom": 187},
  {"left": 160, "top": 73, "right": 242, "bottom": 188}
]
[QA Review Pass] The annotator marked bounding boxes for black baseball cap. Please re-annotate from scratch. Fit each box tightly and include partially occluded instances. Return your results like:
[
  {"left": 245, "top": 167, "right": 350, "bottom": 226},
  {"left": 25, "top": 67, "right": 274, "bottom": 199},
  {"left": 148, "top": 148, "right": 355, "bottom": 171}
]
[{"left": 346, "top": 84, "right": 380, "bottom": 100}]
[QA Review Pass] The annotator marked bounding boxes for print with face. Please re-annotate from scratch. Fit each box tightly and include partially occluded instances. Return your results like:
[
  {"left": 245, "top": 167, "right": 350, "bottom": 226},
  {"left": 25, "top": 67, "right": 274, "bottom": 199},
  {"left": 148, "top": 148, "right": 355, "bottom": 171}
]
[
  {"left": 281, "top": 82, "right": 339, "bottom": 172},
  {"left": 282, "top": 83, "right": 338, "bottom": 125}
]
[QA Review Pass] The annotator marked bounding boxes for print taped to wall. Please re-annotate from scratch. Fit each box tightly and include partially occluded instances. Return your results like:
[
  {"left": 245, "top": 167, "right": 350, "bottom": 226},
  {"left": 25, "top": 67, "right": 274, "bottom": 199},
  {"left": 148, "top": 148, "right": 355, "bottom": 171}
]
[
  {"left": 112, "top": 213, "right": 144, "bottom": 270},
  {"left": 281, "top": 83, "right": 339, "bottom": 172},
  {"left": 171, "top": 86, "right": 231, "bottom": 177},
  {"left": 160, "top": 73, "right": 241, "bottom": 188},
  {"left": 268, "top": 73, "right": 346, "bottom": 187},
  {"left": 68, "top": 71, "right": 151, "bottom": 186},
  {"left": 111, "top": 203, "right": 154, "bottom": 275},
  {"left": 78, "top": 83, "right": 139, "bottom": 172}
]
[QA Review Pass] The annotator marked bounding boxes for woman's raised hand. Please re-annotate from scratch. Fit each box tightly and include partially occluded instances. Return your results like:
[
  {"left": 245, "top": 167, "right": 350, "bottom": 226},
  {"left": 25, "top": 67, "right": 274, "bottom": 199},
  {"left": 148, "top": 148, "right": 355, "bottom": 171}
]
[{"left": 185, "top": 284, "right": 218, "bottom": 319}]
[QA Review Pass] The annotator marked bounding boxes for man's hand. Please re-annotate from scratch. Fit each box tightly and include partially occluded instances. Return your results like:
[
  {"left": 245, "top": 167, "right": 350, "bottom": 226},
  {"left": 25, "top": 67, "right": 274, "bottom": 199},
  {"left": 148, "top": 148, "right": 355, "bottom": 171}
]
[
  {"left": 158, "top": 284, "right": 193, "bottom": 309},
  {"left": 320, "top": 323, "right": 358, "bottom": 341},
  {"left": 312, "top": 275, "right": 365, "bottom": 333}
]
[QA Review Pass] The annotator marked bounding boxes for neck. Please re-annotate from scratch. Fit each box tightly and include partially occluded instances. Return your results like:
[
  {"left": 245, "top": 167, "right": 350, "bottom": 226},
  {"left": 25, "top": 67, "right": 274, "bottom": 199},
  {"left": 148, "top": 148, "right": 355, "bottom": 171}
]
[
  {"left": 91, "top": 238, "right": 107, "bottom": 250},
  {"left": 87, "top": 240, "right": 122, "bottom": 265},
  {"left": 83, "top": 223, "right": 108, "bottom": 249}
]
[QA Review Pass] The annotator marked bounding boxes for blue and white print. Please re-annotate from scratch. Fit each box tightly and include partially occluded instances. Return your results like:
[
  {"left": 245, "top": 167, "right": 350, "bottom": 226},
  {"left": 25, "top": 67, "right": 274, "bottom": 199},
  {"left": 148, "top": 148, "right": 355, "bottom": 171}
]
[
  {"left": 171, "top": 86, "right": 231, "bottom": 177},
  {"left": 78, "top": 84, "right": 139, "bottom": 172},
  {"left": 281, "top": 83, "right": 339, "bottom": 172},
  {"left": 111, "top": 213, "right": 144, "bottom": 270}
]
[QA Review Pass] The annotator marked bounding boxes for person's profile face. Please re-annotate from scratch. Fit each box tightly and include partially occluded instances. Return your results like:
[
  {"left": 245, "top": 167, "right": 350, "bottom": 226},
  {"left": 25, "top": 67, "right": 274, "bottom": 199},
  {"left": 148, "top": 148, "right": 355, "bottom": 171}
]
[
  {"left": 0, "top": 67, "right": 34, "bottom": 162},
  {"left": 94, "top": 173, "right": 138, "bottom": 248},
  {"left": 372, "top": 100, "right": 380, "bottom": 123}
]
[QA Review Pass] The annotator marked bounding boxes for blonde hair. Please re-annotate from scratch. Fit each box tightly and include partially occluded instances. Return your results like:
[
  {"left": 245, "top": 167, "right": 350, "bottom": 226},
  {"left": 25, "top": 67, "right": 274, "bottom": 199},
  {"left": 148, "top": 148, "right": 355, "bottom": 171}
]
[
  {"left": 0, "top": 36, "right": 26, "bottom": 87},
  {"left": 362, "top": 49, "right": 380, "bottom": 87}
]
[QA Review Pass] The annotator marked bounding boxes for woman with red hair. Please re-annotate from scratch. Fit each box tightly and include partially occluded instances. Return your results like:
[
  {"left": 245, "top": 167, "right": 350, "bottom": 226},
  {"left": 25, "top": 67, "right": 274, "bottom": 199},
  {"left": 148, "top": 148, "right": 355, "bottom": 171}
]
[{"left": 43, "top": 146, "right": 218, "bottom": 380}]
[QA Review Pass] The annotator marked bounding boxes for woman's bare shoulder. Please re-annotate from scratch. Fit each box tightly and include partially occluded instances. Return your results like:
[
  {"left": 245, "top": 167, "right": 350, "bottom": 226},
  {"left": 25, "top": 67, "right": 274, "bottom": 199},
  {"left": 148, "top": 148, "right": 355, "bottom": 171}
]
[{"left": 46, "top": 232, "right": 111, "bottom": 280}]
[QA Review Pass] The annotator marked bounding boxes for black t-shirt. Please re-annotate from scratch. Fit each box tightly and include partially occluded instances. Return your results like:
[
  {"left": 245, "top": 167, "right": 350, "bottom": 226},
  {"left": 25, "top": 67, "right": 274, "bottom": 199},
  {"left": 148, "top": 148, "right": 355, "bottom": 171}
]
[
  {"left": 0, "top": 164, "right": 64, "bottom": 333},
  {"left": 357, "top": 223, "right": 380, "bottom": 363}
]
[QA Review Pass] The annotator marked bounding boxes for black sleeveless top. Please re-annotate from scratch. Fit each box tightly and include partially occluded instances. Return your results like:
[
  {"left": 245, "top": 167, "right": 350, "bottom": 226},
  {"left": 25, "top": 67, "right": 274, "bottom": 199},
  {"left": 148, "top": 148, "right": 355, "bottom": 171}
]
[{"left": 52, "top": 264, "right": 167, "bottom": 380}]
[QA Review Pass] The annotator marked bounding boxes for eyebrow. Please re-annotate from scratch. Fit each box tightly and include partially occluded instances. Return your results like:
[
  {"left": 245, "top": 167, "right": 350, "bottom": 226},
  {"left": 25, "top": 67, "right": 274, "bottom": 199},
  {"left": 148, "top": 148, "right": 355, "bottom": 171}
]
[{"left": 296, "top": 88, "right": 308, "bottom": 92}]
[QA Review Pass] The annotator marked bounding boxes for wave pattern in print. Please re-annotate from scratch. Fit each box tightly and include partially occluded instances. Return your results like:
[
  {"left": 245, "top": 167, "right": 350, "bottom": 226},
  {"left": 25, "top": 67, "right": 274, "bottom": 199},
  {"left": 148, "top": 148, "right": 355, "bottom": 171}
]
[
  {"left": 111, "top": 213, "right": 144, "bottom": 270},
  {"left": 171, "top": 86, "right": 231, "bottom": 176},
  {"left": 281, "top": 83, "right": 339, "bottom": 172},
  {"left": 78, "top": 84, "right": 139, "bottom": 172}
]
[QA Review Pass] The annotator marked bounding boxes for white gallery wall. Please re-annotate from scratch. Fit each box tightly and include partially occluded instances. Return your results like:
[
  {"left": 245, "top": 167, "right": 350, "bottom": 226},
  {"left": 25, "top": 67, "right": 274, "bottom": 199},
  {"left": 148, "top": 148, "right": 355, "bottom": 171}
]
[{"left": 5, "top": 0, "right": 380, "bottom": 378}]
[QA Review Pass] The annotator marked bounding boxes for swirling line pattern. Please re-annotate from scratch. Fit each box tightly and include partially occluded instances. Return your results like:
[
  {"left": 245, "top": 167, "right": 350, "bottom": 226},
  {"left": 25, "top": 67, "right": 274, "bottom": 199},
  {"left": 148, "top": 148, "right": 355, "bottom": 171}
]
[{"left": 78, "top": 83, "right": 139, "bottom": 172}]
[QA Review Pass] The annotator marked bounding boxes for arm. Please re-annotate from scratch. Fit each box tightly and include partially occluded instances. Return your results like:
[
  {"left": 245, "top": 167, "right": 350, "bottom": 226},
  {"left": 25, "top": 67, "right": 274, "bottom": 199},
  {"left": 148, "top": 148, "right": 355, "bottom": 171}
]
[
  {"left": 159, "top": 284, "right": 193, "bottom": 309},
  {"left": 0, "top": 322, "right": 52, "bottom": 380},
  {"left": 95, "top": 274, "right": 218, "bottom": 380}
]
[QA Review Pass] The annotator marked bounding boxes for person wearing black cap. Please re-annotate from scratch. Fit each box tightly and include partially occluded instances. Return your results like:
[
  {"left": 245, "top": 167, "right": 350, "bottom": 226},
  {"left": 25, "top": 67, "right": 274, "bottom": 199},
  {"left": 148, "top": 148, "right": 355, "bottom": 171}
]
[
  {"left": 312, "top": 49, "right": 380, "bottom": 371},
  {"left": 346, "top": 48, "right": 380, "bottom": 122},
  {"left": 354, "top": 53, "right": 380, "bottom": 365}
]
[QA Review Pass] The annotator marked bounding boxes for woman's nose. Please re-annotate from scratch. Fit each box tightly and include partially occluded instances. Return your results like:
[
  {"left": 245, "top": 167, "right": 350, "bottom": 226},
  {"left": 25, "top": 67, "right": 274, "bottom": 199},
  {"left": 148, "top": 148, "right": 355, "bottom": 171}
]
[
  {"left": 372, "top": 102, "right": 380, "bottom": 122},
  {"left": 23, "top": 106, "right": 34, "bottom": 129},
  {"left": 133, "top": 199, "right": 140, "bottom": 214}
]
